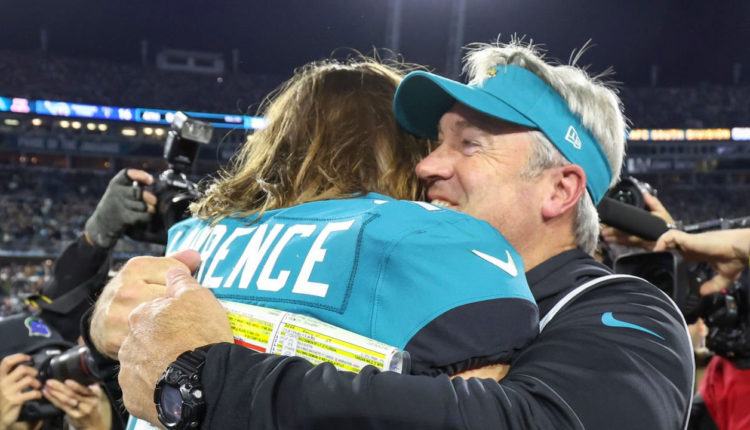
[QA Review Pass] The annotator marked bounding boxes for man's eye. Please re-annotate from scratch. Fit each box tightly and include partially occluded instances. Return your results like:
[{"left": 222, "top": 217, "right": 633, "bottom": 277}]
[{"left": 462, "top": 139, "right": 479, "bottom": 147}]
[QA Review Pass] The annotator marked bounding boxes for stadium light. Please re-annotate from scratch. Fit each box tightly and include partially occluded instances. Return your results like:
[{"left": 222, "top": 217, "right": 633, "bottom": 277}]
[
  {"left": 98, "top": 123, "right": 108, "bottom": 132},
  {"left": 86, "top": 122, "right": 96, "bottom": 131},
  {"left": 60, "top": 120, "right": 70, "bottom": 128},
  {"left": 143, "top": 127, "right": 154, "bottom": 135},
  {"left": 122, "top": 128, "right": 137, "bottom": 136},
  {"left": 3, "top": 118, "right": 20, "bottom": 126},
  {"left": 154, "top": 128, "right": 165, "bottom": 136},
  {"left": 31, "top": 118, "right": 42, "bottom": 126},
  {"left": 71, "top": 121, "right": 82, "bottom": 129}
]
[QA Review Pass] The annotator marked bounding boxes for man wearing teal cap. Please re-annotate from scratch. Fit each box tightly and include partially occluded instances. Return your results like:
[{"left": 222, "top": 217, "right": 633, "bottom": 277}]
[{"left": 106, "top": 40, "right": 694, "bottom": 429}]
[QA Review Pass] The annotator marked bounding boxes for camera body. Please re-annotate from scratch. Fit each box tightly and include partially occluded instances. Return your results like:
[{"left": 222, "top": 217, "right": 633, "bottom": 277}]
[
  {"left": 126, "top": 111, "right": 212, "bottom": 244},
  {"left": 615, "top": 250, "right": 750, "bottom": 367},
  {"left": 16, "top": 344, "right": 101, "bottom": 422},
  {"left": 606, "top": 176, "right": 657, "bottom": 209}
]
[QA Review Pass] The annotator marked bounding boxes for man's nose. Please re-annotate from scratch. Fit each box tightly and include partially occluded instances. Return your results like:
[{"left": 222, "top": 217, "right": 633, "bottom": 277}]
[{"left": 415, "top": 144, "right": 454, "bottom": 181}]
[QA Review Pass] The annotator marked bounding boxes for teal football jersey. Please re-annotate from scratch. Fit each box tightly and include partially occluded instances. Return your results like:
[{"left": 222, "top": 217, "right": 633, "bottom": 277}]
[{"left": 167, "top": 193, "right": 538, "bottom": 375}]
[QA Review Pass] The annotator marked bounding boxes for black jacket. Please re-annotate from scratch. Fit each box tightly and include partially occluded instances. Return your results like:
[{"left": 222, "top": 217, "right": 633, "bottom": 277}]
[{"left": 199, "top": 249, "right": 694, "bottom": 429}]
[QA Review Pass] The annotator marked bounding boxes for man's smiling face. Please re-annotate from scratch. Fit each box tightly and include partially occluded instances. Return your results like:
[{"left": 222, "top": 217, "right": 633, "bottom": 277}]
[{"left": 415, "top": 103, "right": 545, "bottom": 252}]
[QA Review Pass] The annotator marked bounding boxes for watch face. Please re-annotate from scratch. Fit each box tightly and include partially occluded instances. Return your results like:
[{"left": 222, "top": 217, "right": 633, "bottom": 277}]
[{"left": 159, "top": 385, "right": 183, "bottom": 423}]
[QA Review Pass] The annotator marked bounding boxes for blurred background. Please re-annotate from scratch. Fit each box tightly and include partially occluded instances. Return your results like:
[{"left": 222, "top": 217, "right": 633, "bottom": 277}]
[{"left": 1, "top": 0, "right": 749, "bottom": 314}]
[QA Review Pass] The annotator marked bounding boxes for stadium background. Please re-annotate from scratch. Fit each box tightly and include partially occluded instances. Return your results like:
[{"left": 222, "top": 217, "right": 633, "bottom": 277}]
[{"left": 1, "top": 0, "right": 749, "bottom": 315}]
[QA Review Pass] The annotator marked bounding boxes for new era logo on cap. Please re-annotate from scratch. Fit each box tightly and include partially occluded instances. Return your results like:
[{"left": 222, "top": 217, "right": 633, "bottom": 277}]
[{"left": 565, "top": 125, "right": 583, "bottom": 149}]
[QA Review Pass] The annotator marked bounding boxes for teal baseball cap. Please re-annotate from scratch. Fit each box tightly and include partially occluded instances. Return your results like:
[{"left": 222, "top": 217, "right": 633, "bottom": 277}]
[{"left": 393, "top": 65, "right": 613, "bottom": 204}]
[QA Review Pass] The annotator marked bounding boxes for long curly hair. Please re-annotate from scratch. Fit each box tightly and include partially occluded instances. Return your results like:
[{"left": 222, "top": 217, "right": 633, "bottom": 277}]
[{"left": 191, "top": 57, "right": 430, "bottom": 221}]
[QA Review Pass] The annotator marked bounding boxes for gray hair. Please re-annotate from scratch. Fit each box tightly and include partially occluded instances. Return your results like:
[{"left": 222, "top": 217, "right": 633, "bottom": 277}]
[{"left": 463, "top": 38, "right": 628, "bottom": 254}]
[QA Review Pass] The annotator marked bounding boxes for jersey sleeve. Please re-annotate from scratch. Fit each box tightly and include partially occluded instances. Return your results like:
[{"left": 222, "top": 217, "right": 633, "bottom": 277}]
[{"left": 374, "top": 216, "right": 538, "bottom": 375}]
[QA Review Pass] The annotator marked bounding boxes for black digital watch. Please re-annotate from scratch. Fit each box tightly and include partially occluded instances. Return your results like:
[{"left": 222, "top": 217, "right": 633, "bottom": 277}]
[{"left": 154, "top": 345, "right": 214, "bottom": 429}]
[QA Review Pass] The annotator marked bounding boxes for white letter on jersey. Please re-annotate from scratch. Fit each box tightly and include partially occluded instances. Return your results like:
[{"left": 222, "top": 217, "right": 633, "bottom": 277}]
[
  {"left": 202, "top": 227, "right": 256, "bottom": 289},
  {"left": 292, "top": 220, "right": 355, "bottom": 297},
  {"left": 166, "top": 229, "right": 184, "bottom": 255},
  {"left": 257, "top": 224, "right": 317, "bottom": 292},
  {"left": 224, "top": 224, "right": 282, "bottom": 289},
  {"left": 196, "top": 225, "right": 227, "bottom": 282}
]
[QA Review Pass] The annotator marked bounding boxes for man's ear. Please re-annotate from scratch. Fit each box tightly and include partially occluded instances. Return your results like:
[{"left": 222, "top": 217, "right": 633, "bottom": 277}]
[{"left": 541, "top": 164, "right": 586, "bottom": 219}]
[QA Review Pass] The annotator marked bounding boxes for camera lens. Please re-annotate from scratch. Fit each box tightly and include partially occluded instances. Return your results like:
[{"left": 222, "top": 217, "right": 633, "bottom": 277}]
[{"left": 48, "top": 345, "right": 100, "bottom": 385}]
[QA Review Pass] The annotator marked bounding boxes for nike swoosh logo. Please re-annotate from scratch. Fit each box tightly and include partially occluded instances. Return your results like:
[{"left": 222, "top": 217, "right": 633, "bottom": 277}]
[
  {"left": 601, "top": 312, "right": 664, "bottom": 340},
  {"left": 471, "top": 249, "right": 518, "bottom": 277}
]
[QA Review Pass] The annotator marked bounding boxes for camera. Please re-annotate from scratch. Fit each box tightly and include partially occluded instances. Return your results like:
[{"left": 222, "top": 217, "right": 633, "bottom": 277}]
[
  {"left": 606, "top": 176, "right": 657, "bottom": 210},
  {"left": 126, "top": 111, "right": 212, "bottom": 244},
  {"left": 16, "top": 345, "right": 102, "bottom": 421},
  {"left": 603, "top": 177, "right": 750, "bottom": 368}
]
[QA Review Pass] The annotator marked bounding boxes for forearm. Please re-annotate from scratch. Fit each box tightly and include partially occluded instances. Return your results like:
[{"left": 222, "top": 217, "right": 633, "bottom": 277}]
[
  {"left": 202, "top": 343, "right": 544, "bottom": 430},
  {"left": 48, "top": 235, "right": 111, "bottom": 292}
]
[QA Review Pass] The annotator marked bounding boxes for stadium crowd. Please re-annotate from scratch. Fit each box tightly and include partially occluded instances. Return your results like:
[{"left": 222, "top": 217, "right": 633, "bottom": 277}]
[
  {"left": 3, "top": 50, "right": 750, "bottom": 128},
  {"left": 0, "top": 50, "right": 282, "bottom": 115}
]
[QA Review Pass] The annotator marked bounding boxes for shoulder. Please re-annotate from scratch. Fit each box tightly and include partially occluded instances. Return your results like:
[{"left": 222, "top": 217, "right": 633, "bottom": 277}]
[{"left": 542, "top": 274, "right": 691, "bottom": 358}]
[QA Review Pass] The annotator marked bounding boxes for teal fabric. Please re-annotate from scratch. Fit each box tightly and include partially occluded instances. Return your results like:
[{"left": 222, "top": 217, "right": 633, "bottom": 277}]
[
  {"left": 167, "top": 193, "right": 534, "bottom": 350},
  {"left": 393, "top": 66, "right": 613, "bottom": 204}
]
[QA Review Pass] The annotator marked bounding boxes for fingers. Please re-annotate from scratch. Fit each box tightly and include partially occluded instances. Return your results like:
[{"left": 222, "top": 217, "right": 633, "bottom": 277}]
[
  {"left": 642, "top": 191, "right": 665, "bottom": 212},
  {"left": 43, "top": 379, "right": 98, "bottom": 417},
  {"left": 123, "top": 197, "right": 148, "bottom": 213},
  {"left": 0, "top": 354, "right": 31, "bottom": 376},
  {"left": 166, "top": 249, "right": 202, "bottom": 274},
  {"left": 5, "top": 366, "right": 39, "bottom": 389},
  {"left": 120, "top": 255, "right": 193, "bottom": 285},
  {"left": 700, "top": 274, "right": 735, "bottom": 295},
  {"left": 126, "top": 169, "right": 154, "bottom": 186},
  {"left": 642, "top": 191, "right": 675, "bottom": 224},
  {"left": 142, "top": 190, "right": 158, "bottom": 213},
  {"left": 653, "top": 229, "right": 685, "bottom": 252},
  {"left": 166, "top": 266, "right": 204, "bottom": 298}
]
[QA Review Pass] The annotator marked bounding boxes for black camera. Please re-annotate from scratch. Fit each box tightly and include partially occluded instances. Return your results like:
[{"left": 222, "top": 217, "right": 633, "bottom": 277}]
[
  {"left": 126, "top": 111, "right": 212, "bottom": 244},
  {"left": 615, "top": 250, "right": 750, "bottom": 367},
  {"left": 606, "top": 176, "right": 657, "bottom": 210},
  {"left": 16, "top": 345, "right": 101, "bottom": 421}
]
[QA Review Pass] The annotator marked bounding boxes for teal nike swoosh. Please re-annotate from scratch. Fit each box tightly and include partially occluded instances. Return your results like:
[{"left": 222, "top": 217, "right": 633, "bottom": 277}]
[{"left": 601, "top": 312, "right": 664, "bottom": 340}]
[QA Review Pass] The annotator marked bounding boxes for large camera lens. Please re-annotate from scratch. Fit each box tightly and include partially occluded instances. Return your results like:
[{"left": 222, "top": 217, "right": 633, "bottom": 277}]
[{"left": 48, "top": 345, "right": 101, "bottom": 386}]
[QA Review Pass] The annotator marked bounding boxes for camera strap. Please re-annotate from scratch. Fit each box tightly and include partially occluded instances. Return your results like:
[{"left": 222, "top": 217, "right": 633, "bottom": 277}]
[{"left": 26, "top": 274, "right": 102, "bottom": 315}]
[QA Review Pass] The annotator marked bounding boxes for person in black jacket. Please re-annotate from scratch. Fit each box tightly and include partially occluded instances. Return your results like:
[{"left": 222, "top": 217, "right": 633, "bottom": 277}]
[{"left": 104, "top": 39, "right": 694, "bottom": 429}]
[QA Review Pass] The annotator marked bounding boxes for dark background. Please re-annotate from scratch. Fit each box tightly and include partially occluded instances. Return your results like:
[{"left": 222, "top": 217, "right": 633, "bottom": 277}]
[{"left": 1, "top": 0, "right": 749, "bottom": 86}]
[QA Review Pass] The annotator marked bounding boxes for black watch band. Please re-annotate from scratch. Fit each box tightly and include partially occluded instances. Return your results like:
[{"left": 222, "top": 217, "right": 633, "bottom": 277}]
[{"left": 154, "top": 344, "right": 214, "bottom": 429}]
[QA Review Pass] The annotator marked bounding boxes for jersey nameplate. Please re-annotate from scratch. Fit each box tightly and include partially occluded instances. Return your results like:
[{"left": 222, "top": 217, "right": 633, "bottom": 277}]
[{"left": 170, "top": 215, "right": 370, "bottom": 312}]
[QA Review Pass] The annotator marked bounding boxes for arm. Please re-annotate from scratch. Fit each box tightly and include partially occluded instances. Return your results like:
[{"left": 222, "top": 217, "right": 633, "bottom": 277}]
[
  {"left": 199, "top": 279, "right": 692, "bottom": 429},
  {"left": 654, "top": 228, "right": 750, "bottom": 295},
  {"left": 119, "top": 268, "right": 692, "bottom": 429}
]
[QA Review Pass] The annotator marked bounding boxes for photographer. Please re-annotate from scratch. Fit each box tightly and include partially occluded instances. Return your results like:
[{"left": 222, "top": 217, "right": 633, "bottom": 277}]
[
  {"left": 0, "top": 353, "right": 109, "bottom": 430},
  {"left": 0, "top": 313, "right": 110, "bottom": 430},
  {"left": 654, "top": 229, "right": 750, "bottom": 430}
]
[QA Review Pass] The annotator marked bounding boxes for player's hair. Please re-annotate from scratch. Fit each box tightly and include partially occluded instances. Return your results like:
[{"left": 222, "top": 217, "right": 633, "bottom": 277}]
[
  {"left": 463, "top": 37, "right": 628, "bottom": 254},
  {"left": 192, "top": 58, "right": 430, "bottom": 221}
]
